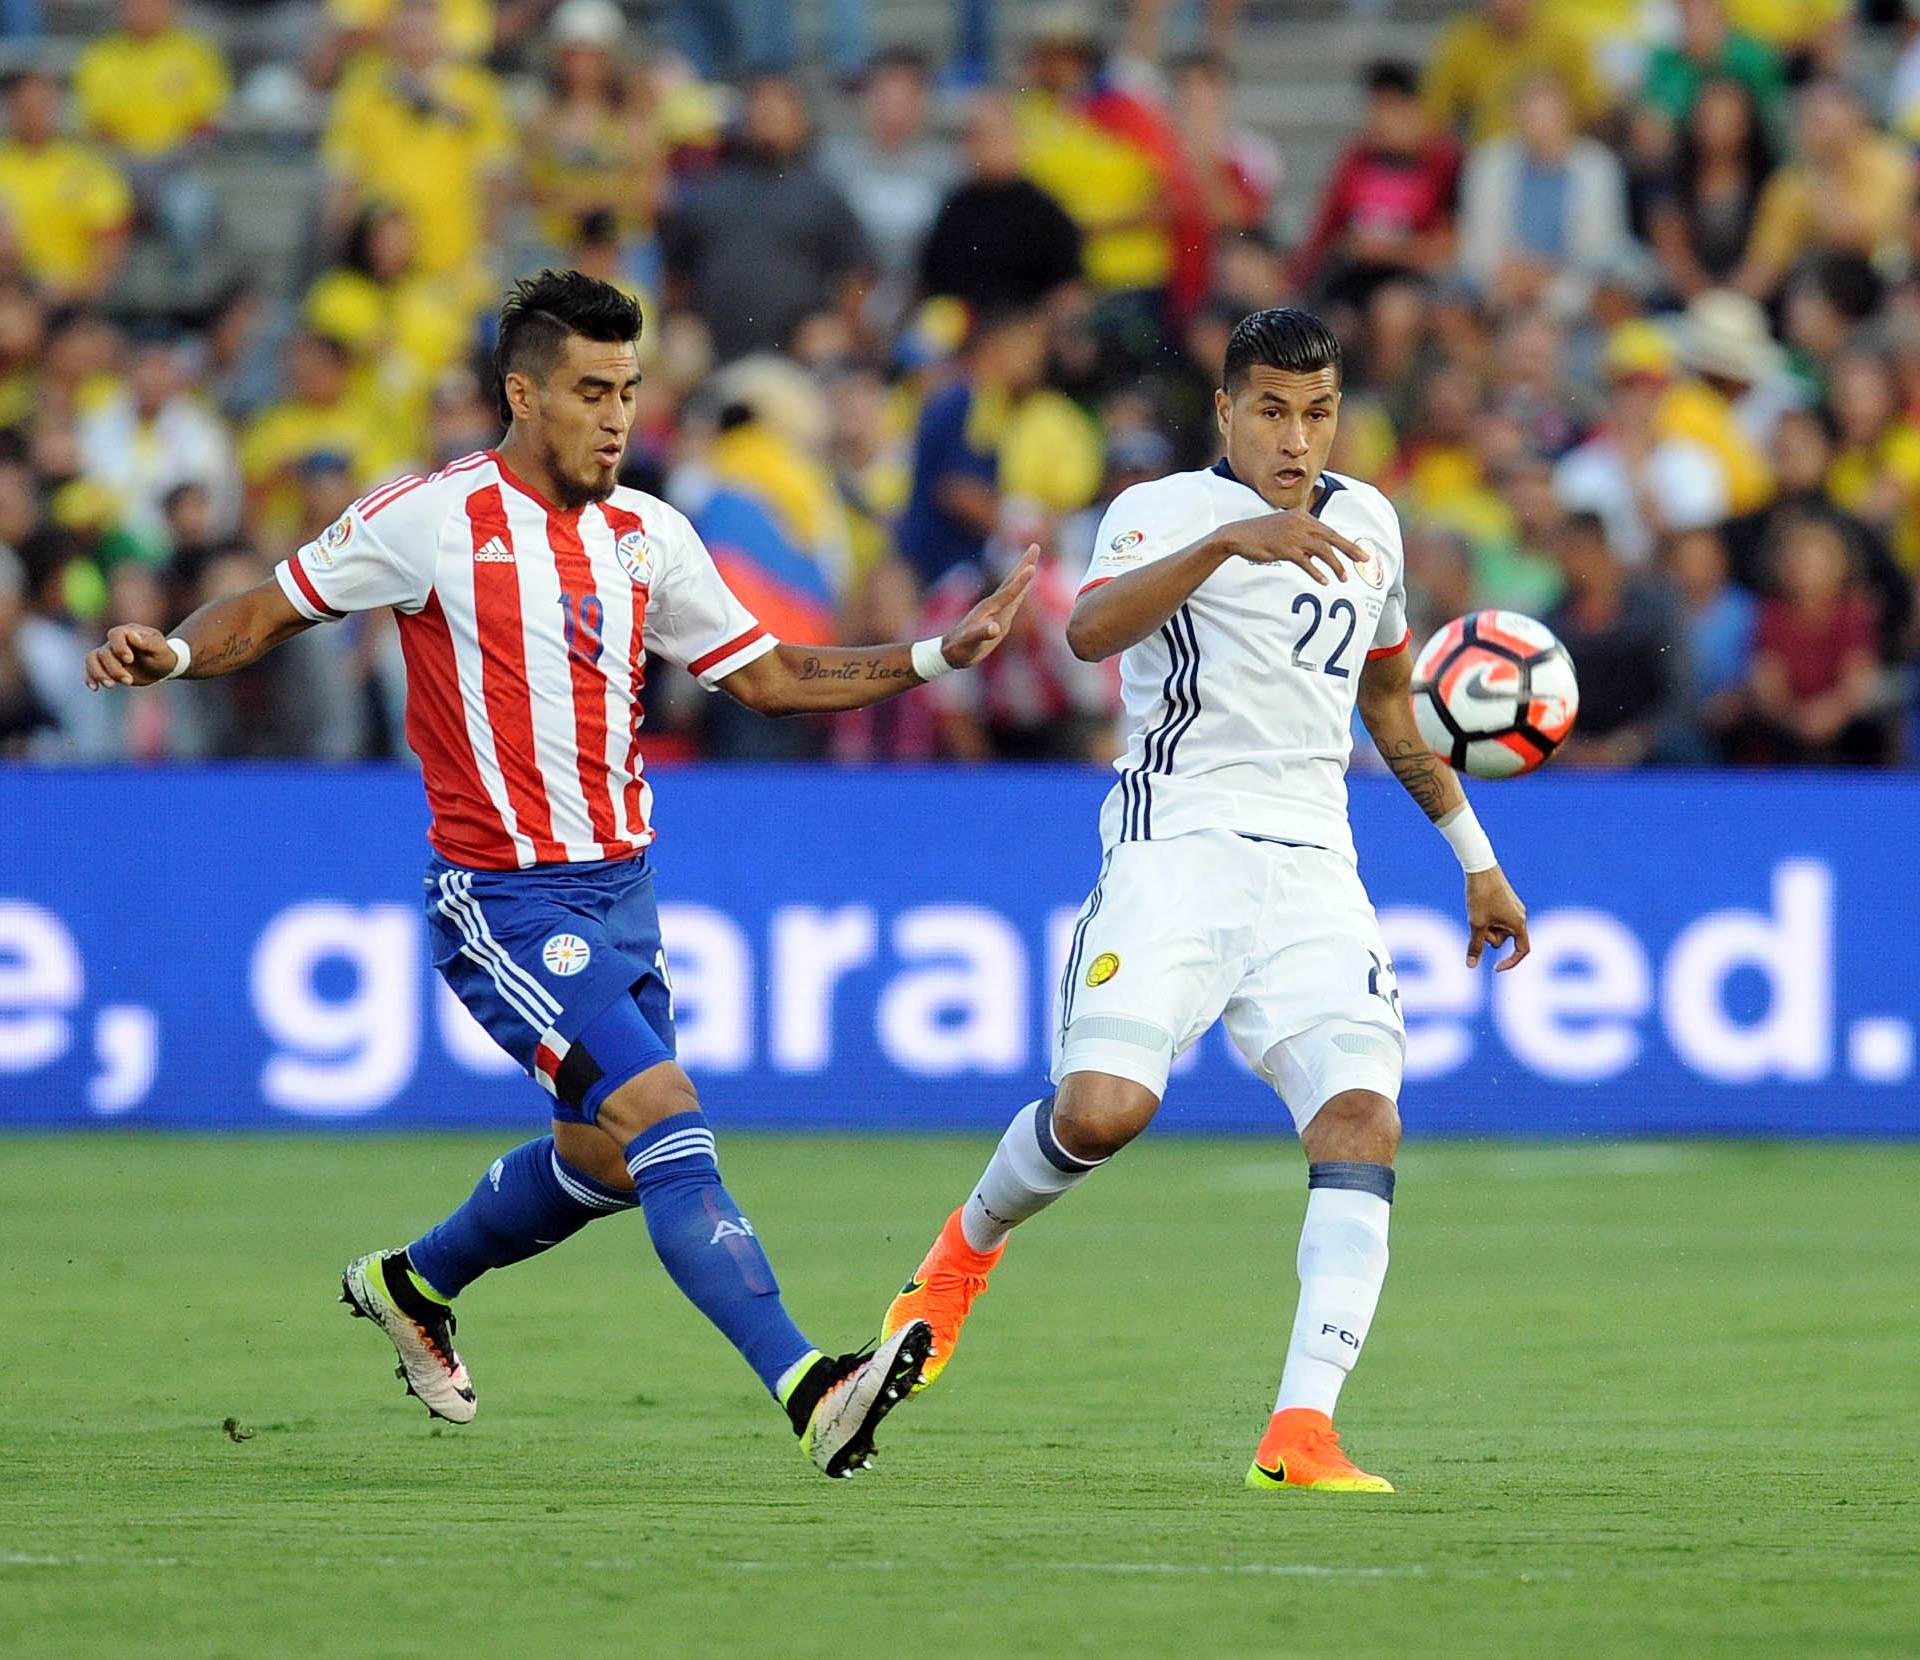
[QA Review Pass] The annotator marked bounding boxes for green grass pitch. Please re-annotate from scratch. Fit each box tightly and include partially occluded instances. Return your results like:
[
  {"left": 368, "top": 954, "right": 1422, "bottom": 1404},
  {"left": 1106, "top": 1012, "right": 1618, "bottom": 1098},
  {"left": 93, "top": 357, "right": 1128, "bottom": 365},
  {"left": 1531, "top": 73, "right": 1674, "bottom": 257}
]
[{"left": 2, "top": 1134, "right": 1916, "bottom": 1659}]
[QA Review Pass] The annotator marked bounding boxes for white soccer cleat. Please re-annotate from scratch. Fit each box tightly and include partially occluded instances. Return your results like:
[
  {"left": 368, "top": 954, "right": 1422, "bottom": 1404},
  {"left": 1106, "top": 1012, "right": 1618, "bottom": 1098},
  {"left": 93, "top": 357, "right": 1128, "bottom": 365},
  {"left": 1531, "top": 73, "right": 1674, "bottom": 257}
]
[
  {"left": 802, "top": 1319, "right": 932, "bottom": 1478},
  {"left": 340, "top": 1251, "right": 477, "bottom": 1425}
]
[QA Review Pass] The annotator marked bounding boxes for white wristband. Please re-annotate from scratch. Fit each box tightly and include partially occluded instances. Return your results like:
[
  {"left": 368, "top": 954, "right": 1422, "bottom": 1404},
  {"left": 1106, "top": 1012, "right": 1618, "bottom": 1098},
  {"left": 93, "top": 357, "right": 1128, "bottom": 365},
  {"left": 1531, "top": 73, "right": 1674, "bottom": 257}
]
[
  {"left": 910, "top": 636, "right": 955, "bottom": 681},
  {"left": 1437, "top": 801, "right": 1497, "bottom": 874},
  {"left": 160, "top": 637, "right": 192, "bottom": 681}
]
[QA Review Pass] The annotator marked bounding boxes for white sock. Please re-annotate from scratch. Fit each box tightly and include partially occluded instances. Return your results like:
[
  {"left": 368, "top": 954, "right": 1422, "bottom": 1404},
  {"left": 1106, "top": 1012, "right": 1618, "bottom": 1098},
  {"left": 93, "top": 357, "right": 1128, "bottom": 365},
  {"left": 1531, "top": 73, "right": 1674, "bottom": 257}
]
[
  {"left": 1274, "top": 1163, "right": 1394, "bottom": 1418},
  {"left": 960, "top": 1098, "right": 1107, "bottom": 1252}
]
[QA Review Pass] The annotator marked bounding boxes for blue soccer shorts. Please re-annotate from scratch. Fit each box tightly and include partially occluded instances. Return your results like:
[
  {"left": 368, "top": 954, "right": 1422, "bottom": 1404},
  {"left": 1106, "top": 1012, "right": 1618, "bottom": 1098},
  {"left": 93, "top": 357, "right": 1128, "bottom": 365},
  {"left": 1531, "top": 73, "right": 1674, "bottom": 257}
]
[{"left": 425, "top": 852, "right": 676, "bottom": 1124}]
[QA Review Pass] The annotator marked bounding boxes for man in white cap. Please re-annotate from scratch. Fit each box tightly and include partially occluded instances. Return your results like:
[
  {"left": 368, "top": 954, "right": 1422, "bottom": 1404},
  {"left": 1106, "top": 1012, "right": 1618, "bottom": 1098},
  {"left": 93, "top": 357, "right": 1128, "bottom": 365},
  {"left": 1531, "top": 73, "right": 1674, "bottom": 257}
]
[{"left": 1659, "top": 287, "right": 1803, "bottom": 513}]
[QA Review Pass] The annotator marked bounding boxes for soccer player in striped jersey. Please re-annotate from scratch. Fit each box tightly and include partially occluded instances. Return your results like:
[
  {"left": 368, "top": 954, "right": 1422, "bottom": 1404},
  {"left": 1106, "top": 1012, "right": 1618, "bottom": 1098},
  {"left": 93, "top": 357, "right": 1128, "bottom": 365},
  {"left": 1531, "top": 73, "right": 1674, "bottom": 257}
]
[
  {"left": 876, "top": 309, "right": 1533, "bottom": 1492},
  {"left": 82, "top": 270, "right": 1036, "bottom": 1479}
]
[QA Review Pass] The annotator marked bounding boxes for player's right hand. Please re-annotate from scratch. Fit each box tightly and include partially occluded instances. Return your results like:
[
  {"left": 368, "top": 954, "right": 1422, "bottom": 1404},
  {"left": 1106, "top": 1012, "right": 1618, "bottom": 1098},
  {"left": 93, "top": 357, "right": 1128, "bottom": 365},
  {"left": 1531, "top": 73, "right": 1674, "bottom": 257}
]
[
  {"left": 1229, "top": 511, "right": 1369, "bottom": 586},
  {"left": 83, "top": 625, "right": 179, "bottom": 690}
]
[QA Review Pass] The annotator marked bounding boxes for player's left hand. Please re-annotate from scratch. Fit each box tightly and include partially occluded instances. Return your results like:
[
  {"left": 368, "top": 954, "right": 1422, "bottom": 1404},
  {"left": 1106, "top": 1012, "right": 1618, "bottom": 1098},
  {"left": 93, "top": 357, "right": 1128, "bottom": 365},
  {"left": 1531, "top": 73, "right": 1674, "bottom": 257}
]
[
  {"left": 939, "top": 544, "right": 1039, "bottom": 669},
  {"left": 1465, "top": 866, "right": 1530, "bottom": 972}
]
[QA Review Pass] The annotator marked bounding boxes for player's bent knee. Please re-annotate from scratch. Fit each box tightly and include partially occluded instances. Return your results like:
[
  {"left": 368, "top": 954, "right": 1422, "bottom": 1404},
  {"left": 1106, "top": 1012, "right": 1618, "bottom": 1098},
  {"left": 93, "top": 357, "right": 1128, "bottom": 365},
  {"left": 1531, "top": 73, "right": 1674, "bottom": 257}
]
[
  {"left": 1300, "top": 1088, "right": 1402, "bottom": 1165},
  {"left": 551, "top": 1119, "right": 637, "bottom": 1191},
  {"left": 592, "top": 1061, "right": 700, "bottom": 1146},
  {"left": 1053, "top": 1071, "right": 1160, "bottom": 1161}
]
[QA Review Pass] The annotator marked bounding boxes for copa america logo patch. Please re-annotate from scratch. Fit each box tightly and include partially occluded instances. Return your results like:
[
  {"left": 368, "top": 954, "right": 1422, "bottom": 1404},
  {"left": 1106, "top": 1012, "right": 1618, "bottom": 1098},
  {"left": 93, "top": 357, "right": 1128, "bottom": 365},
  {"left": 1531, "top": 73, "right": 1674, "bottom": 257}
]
[
  {"left": 541, "top": 933, "right": 591, "bottom": 977},
  {"left": 311, "top": 513, "right": 354, "bottom": 568},
  {"left": 1109, "top": 529, "right": 1145, "bottom": 553},
  {"left": 615, "top": 529, "right": 652, "bottom": 586},
  {"left": 1355, "top": 537, "right": 1387, "bottom": 589}
]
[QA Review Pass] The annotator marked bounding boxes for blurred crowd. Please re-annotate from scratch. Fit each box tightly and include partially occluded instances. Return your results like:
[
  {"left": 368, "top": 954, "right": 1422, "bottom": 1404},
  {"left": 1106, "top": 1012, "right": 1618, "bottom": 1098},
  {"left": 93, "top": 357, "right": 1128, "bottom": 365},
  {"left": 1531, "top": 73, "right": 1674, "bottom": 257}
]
[{"left": 0, "top": 0, "right": 1915, "bottom": 768}]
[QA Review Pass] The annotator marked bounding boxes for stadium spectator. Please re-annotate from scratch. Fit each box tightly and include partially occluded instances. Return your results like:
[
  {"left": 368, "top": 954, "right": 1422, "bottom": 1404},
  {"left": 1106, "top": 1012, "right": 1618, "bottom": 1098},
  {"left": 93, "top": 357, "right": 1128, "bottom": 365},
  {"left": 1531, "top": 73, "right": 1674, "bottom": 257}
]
[
  {"left": 663, "top": 74, "right": 873, "bottom": 363},
  {"left": 1015, "top": 1, "right": 1195, "bottom": 341},
  {"left": 1722, "top": 405, "right": 1914, "bottom": 652},
  {"left": 1641, "top": 0, "right": 1787, "bottom": 137},
  {"left": 312, "top": 0, "right": 563, "bottom": 84},
  {"left": 920, "top": 510, "right": 1118, "bottom": 760},
  {"left": 1554, "top": 321, "right": 1730, "bottom": 567},
  {"left": 12, "top": 525, "right": 115, "bottom": 759},
  {"left": 1489, "top": 310, "right": 1587, "bottom": 459},
  {"left": 1822, "top": 350, "right": 1920, "bottom": 574},
  {"left": 522, "top": 1, "right": 662, "bottom": 273},
  {"left": 897, "top": 304, "right": 1054, "bottom": 587},
  {"left": 918, "top": 90, "right": 1083, "bottom": 313},
  {"left": 1477, "top": 452, "right": 1568, "bottom": 613},
  {"left": 1422, "top": 0, "right": 1604, "bottom": 144},
  {"left": 0, "top": 279, "right": 42, "bottom": 430},
  {"left": 1661, "top": 288, "right": 1788, "bottom": 513},
  {"left": 820, "top": 48, "right": 953, "bottom": 330},
  {"left": 303, "top": 204, "right": 475, "bottom": 468},
  {"left": 0, "top": 68, "right": 132, "bottom": 304},
  {"left": 0, "top": 543, "right": 50, "bottom": 756},
  {"left": 1456, "top": 74, "right": 1636, "bottom": 323},
  {"left": 1743, "top": 513, "right": 1895, "bottom": 762},
  {"left": 828, "top": 555, "right": 939, "bottom": 760},
  {"left": 72, "top": 0, "right": 228, "bottom": 281},
  {"left": 1295, "top": 61, "right": 1460, "bottom": 310},
  {"left": 76, "top": 332, "right": 242, "bottom": 550},
  {"left": 1723, "top": 0, "right": 1848, "bottom": 79},
  {"left": 1546, "top": 510, "right": 1686, "bottom": 767},
  {"left": 238, "top": 331, "right": 384, "bottom": 550},
  {"left": 1661, "top": 525, "right": 1757, "bottom": 761},
  {"left": 1164, "top": 53, "right": 1281, "bottom": 315},
  {"left": 827, "top": 365, "right": 908, "bottom": 580},
  {"left": 1736, "top": 77, "right": 1913, "bottom": 301},
  {"left": 1645, "top": 78, "right": 1777, "bottom": 303},
  {"left": 322, "top": 0, "right": 516, "bottom": 285},
  {"left": 170, "top": 544, "right": 350, "bottom": 759}
]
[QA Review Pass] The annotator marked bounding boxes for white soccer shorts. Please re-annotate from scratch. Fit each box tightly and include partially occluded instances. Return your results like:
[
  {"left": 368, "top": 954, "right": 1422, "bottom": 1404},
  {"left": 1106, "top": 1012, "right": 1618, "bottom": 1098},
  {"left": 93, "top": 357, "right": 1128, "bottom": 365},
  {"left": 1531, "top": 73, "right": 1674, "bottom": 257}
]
[{"left": 1051, "top": 829, "right": 1406, "bottom": 1129}]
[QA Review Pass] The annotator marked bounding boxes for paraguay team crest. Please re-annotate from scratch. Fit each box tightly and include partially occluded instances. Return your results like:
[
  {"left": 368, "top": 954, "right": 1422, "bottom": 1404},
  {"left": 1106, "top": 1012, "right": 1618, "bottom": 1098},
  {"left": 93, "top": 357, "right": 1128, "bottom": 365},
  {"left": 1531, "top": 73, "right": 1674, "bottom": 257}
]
[
  {"left": 615, "top": 528, "right": 652, "bottom": 586},
  {"left": 542, "top": 933, "right": 592, "bottom": 977}
]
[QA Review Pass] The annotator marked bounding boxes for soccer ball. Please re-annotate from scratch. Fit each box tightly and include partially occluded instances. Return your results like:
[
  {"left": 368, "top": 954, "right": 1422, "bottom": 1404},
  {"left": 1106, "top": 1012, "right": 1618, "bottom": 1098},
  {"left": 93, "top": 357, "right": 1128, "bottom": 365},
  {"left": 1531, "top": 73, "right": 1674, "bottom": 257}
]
[{"left": 1410, "top": 611, "right": 1579, "bottom": 779}]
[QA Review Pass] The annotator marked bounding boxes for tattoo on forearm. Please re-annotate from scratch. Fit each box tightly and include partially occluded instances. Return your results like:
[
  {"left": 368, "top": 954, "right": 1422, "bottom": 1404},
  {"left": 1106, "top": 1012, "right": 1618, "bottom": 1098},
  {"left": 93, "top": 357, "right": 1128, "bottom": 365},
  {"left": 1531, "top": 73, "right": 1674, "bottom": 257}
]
[
  {"left": 794, "top": 655, "right": 914, "bottom": 684},
  {"left": 194, "top": 634, "right": 254, "bottom": 676},
  {"left": 1380, "top": 736, "right": 1451, "bottom": 821}
]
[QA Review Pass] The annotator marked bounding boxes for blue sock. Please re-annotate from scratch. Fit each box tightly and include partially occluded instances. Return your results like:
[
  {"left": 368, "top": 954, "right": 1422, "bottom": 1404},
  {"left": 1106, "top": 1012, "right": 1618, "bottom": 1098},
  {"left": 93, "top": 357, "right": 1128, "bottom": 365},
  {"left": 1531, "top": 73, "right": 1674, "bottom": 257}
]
[
  {"left": 624, "top": 1111, "right": 817, "bottom": 1399},
  {"left": 407, "top": 1137, "right": 636, "bottom": 1300}
]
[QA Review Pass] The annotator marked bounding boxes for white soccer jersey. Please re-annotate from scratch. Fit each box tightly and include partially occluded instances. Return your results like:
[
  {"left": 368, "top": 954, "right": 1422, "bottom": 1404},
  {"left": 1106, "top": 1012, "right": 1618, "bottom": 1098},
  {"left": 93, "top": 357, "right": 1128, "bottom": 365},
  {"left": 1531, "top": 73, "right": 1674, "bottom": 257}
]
[
  {"left": 274, "top": 449, "right": 775, "bottom": 870},
  {"left": 1078, "top": 462, "right": 1410, "bottom": 862}
]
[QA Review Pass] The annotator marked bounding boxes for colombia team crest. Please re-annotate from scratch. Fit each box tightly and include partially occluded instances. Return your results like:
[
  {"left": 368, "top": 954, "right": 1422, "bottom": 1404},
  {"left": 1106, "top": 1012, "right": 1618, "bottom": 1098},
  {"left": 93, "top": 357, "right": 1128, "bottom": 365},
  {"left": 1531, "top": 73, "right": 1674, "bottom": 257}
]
[
  {"left": 1354, "top": 536, "right": 1387, "bottom": 589},
  {"left": 1086, "top": 952, "right": 1121, "bottom": 988},
  {"left": 615, "top": 528, "right": 652, "bottom": 586}
]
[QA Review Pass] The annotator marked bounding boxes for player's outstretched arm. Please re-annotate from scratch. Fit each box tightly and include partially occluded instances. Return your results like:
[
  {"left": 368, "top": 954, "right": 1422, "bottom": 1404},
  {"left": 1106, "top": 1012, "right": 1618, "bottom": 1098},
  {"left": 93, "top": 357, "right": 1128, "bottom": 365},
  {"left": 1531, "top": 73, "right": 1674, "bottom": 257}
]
[
  {"left": 1358, "top": 643, "right": 1531, "bottom": 972},
  {"left": 1067, "top": 510, "right": 1370, "bottom": 662},
  {"left": 719, "top": 546, "right": 1039, "bottom": 716},
  {"left": 82, "top": 578, "right": 313, "bottom": 691}
]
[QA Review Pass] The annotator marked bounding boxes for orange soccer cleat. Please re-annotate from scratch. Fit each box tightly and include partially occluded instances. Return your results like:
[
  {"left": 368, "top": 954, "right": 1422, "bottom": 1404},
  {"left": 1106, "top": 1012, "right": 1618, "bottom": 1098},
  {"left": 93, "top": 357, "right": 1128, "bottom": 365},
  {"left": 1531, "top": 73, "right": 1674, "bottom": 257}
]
[
  {"left": 1245, "top": 1408, "right": 1395, "bottom": 1493},
  {"left": 879, "top": 1208, "right": 1005, "bottom": 1394}
]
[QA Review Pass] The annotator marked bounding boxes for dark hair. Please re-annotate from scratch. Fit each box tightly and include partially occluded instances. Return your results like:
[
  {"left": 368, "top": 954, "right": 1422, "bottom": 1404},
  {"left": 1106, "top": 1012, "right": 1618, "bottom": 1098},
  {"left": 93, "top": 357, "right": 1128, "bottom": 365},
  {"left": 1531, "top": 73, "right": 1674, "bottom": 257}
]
[
  {"left": 1678, "top": 77, "right": 1774, "bottom": 209},
  {"left": 1169, "top": 50, "right": 1228, "bottom": 81},
  {"left": 866, "top": 45, "right": 933, "bottom": 81},
  {"left": 1364, "top": 59, "right": 1419, "bottom": 97},
  {"left": 493, "top": 269, "right": 642, "bottom": 424},
  {"left": 1221, "top": 308, "right": 1342, "bottom": 391}
]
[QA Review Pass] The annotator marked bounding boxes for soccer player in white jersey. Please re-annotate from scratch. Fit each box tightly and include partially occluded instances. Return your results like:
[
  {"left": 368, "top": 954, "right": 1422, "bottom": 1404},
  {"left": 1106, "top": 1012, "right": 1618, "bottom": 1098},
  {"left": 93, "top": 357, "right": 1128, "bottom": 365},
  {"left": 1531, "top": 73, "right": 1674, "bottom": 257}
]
[
  {"left": 879, "top": 308, "right": 1533, "bottom": 1491},
  {"left": 82, "top": 271, "right": 1037, "bottom": 1479}
]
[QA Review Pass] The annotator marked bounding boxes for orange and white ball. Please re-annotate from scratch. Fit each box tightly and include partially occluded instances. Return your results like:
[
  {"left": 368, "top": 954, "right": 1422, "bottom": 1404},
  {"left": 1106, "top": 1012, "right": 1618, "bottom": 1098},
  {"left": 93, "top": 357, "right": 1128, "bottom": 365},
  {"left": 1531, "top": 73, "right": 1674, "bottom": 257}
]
[{"left": 1410, "top": 611, "right": 1579, "bottom": 779}]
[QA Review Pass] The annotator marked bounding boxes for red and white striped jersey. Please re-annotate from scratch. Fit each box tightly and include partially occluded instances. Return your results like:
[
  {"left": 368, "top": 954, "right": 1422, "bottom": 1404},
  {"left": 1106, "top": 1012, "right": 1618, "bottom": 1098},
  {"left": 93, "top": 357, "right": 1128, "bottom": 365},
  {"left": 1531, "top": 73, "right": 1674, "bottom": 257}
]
[{"left": 274, "top": 450, "right": 775, "bottom": 870}]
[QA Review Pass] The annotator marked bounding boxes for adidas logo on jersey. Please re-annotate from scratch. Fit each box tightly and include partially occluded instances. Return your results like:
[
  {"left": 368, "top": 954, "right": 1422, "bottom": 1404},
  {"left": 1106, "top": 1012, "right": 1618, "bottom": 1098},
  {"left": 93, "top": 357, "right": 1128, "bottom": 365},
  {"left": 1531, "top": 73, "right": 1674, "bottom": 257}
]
[{"left": 474, "top": 536, "right": 515, "bottom": 563}]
